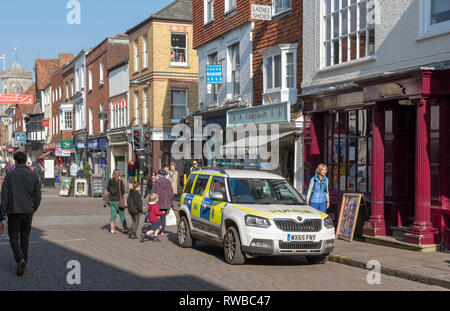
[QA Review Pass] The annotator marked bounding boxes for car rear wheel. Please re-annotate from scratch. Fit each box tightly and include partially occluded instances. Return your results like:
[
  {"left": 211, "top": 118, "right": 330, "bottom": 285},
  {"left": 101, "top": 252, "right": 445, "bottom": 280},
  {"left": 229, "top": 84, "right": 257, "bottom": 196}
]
[
  {"left": 223, "top": 226, "right": 246, "bottom": 265},
  {"left": 305, "top": 254, "right": 330, "bottom": 265},
  {"left": 178, "top": 216, "right": 195, "bottom": 248}
]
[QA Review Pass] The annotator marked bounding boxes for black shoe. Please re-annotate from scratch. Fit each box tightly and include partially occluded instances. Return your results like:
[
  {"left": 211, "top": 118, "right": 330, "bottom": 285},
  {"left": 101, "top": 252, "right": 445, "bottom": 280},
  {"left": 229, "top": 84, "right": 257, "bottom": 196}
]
[
  {"left": 130, "top": 234, "right": 139, "bottom": 240},
  {"left": 17, "top": 259, "right": 26, "bottom": 276}
]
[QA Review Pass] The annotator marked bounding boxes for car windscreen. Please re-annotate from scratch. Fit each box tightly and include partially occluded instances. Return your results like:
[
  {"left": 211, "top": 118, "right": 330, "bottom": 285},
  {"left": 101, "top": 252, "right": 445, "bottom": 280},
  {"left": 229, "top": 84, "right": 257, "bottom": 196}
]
[{"left": 228, "top": 178, "right": 306, "bottom": 205}]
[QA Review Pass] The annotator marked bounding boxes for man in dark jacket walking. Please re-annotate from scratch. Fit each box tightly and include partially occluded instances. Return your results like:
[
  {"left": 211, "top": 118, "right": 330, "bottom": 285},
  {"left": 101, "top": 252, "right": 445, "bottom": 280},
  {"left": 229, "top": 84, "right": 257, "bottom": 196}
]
[
  {"left": 127, "top": 182, "right": 143, "bottom": 239},
  {"left": 1, "top": 152, "right": 42, "bottom": 276},
  {"left": 150, "top": 170, "right": 174, "bottom": 235}
]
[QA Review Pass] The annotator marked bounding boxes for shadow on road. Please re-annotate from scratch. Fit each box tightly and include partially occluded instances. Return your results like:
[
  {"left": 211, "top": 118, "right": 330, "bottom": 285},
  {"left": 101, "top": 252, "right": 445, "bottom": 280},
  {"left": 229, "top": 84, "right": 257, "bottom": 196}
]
[{"left": 0, "top": 226, "right": 225, "bottom": 291}]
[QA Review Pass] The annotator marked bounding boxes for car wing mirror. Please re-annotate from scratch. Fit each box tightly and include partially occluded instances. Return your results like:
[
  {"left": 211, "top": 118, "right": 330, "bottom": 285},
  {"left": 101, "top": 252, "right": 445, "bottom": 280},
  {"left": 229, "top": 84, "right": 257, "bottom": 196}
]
[{"left": 210, "top": 192, "right": 224, "bottom": 201}]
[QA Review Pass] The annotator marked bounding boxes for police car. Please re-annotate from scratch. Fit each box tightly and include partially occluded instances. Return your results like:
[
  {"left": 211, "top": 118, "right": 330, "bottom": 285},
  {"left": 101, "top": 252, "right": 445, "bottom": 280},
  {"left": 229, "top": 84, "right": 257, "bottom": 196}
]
[{"left": 177, "top": 168, "right": 336, "bottom": 265}]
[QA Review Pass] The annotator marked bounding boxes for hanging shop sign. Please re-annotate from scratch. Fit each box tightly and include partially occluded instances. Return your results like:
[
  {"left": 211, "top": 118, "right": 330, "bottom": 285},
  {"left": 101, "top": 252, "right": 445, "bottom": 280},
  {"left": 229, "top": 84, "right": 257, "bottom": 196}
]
[{"left": 206, "top": 65, "right": 222, "bottom": 84}]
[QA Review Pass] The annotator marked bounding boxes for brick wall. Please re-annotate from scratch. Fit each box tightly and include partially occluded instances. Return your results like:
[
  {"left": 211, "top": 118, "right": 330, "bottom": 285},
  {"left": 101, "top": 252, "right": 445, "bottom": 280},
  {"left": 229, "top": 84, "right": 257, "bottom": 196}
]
[
  {"left": 86, "top": 38, "right": 129, "bottom": 137},
  {"left": 252, "top": 0, "right": 303, "bottom": 106},
  {"left": 193, "top": 0, "right": 252, "bottom": 49}
]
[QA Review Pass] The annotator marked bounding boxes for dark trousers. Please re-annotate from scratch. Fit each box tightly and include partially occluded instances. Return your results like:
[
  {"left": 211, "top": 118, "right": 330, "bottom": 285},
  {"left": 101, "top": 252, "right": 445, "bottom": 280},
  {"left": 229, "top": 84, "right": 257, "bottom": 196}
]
[
  {"left": 8, "top": 213, "right": 34, "bottom": 264},
  {"left": 130, "top": 214, "right": 140, "bottom": 236},
  {"left": 160, "top": 209, "right": 170, "bottom": 232}
]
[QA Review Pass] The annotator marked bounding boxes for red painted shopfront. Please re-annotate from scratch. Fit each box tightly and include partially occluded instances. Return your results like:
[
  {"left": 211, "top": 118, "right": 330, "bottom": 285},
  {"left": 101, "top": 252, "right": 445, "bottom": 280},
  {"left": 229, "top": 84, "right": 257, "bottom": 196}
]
[{"left": 302, "top": 69, "right": 450, "bottom": 250}]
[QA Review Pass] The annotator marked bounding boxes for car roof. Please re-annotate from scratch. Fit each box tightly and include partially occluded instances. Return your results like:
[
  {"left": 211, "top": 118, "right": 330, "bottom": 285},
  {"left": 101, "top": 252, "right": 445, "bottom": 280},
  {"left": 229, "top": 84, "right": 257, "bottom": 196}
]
[{"left": 192, "top": 169, "right": 285, "bottom": 180}]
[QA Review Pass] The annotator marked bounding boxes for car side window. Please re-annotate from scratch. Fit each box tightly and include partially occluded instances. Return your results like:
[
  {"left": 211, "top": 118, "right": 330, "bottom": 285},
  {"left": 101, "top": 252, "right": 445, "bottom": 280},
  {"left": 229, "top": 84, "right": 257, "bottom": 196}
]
[
  {"left": 192, "top": 175, "right": 210, "bottom": 196},
  {"left": 210, "top": 176, "right": 226, "bottom": 200},
  {"left": 184, "top": 174, "right": 197, "bottom": 194}
]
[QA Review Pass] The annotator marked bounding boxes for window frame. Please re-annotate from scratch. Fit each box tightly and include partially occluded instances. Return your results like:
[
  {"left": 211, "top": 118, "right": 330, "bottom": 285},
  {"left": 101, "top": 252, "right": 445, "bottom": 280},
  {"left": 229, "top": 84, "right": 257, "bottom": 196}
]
[
  {"left": 207, "top": 51, "right": 219, "bottom": 103},
  {"left": 171, "top": 33, "right": 188, "bottom": 66},
  {"left": 88, "top": 69, "right": 93, "bottom": 91},
  {"left": 204, "top": 0, "right": 214, "bottom": 24},
  {"left": 61, "top": 109, "right": 73, "bottom": 131},
  {"left": 272, "top": 0, "right": 292, "bottom": 17},
  {"left": 171, "top": 88, "right": 188, "bottom": 124},
  {"left": 228, "top": 42, "right": 240, "bottom": 99},
  {"left": 143, "top": 36, "right": 148, "bottom": 69},
  {"left": 419, "top": 0, "right": 450, "bottom": 38},
  {"left": 134, "top": 40, "right": 140, "bottom": 72},
  {"left": 321, "top": 0, "right": 375, "bottom": 69},
  {"left": 225, "top": 0, "right": 237, "bottom": 14},
  {"left": 99, "top": 62, "right": 104, "bottom": 86}
]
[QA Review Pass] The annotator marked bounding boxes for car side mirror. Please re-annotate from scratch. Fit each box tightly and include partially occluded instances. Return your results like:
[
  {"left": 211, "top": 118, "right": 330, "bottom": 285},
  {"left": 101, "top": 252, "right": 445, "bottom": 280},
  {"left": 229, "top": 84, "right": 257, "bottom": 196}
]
[{"left": 210, "top": 192, "right": 224, "bottom": 201}]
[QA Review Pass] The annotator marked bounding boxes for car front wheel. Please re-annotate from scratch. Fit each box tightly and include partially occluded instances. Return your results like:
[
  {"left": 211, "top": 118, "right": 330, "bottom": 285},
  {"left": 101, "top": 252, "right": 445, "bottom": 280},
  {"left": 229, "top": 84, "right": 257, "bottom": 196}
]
[
  {"left": 223, "top": 226, "right": 246, "bottom": 265},
  {"left": 178, "top": 216, "right": 195, "bottom": 248}
]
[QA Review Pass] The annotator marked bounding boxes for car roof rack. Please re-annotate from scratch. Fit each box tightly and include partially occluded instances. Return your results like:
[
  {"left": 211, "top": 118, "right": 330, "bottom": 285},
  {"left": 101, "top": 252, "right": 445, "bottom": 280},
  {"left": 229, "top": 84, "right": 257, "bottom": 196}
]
[{"left": 197, "top": 167, "right": 228, "bottom": 175}]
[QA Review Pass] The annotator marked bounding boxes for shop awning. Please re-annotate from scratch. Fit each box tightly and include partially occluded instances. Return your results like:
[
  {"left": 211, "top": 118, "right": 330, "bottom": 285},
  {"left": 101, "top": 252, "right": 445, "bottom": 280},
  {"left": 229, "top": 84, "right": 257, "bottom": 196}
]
[
  {"left": 220, "top": 130, "right": 299, "bottom": 155},
  {"left": 39, "top": 150, "right": 54, "bottom": 159}
]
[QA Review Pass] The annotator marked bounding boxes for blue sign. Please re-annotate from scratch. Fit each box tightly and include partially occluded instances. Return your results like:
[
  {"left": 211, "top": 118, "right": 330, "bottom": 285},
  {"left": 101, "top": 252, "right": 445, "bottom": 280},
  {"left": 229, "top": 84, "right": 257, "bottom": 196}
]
[
  {"left": 206, "top": 65, "right": 222, "bottom": 84},
  {"left": 88, "top": 140, "right": 98, "bottom": 150},
  {"left": 15, "top": 133, "right": 26, "bottom": 144}
]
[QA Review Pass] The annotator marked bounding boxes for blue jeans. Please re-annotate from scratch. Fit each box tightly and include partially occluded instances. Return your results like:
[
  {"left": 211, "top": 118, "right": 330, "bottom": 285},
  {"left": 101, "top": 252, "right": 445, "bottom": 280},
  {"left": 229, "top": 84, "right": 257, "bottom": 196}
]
[{"left": 310, "top": 202, "right": 327, "bottom": 213}]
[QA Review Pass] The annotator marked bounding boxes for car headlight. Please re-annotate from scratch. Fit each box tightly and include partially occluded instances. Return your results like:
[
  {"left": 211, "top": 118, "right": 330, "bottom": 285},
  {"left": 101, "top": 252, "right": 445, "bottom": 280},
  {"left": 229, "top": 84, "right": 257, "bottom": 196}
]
[
  {"left": 245, "top": 215, "right": 271, "bottom": 228},
  {"left": 324, "top": 216, "right": 334, "bottom": 229}
]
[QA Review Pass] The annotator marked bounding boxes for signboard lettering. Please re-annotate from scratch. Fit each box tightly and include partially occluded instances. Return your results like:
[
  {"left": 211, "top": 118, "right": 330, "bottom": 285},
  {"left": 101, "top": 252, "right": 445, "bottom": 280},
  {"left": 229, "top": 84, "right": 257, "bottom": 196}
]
[
  {"left": 251, "top": 4, "right": 272, "bottom": 21},
  {"left": 0, "top": 94, "right": 34, "bottom": 105}
]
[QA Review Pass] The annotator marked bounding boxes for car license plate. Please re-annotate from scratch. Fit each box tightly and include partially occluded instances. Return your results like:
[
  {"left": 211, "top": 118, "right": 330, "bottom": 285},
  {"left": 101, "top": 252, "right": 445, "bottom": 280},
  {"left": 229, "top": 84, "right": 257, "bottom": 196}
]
[{"left": 284, "top": 234, "right": 316, "bottom": 242}]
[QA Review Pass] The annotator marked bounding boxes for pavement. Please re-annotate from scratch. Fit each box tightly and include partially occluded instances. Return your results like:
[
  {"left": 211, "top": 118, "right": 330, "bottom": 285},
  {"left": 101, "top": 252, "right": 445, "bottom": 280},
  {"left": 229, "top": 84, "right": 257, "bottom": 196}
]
[
  {"left": 0, "top": 186, "right": 448, "bottom": 291},
  {"left": 329, "top": 239, "right": 450, "bottom": 289}
]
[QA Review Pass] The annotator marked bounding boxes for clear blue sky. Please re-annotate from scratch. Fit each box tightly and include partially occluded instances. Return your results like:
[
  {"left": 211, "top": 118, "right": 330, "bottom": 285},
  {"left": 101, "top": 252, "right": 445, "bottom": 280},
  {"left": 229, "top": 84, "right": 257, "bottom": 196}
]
[{"left": 0, "top": 0, "right": 174, "bottom": 90}]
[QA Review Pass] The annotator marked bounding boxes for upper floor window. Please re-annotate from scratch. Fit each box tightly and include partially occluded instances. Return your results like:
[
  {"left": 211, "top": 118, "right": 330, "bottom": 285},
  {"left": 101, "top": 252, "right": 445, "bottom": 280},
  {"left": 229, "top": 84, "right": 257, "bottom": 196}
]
[
  {"left": 322, "top": 0, "right": 375, "bottom": 68},
  {"left": 420, "top": 0, "right": 450, "bottom": 37},
  {"left": 225, "top": 0, "right": 237, "bottom": 13},
  {"left": 229, "top": 43, "right": 240, "bottom": 99},
  {"left": 61, "top": 110, "right": 73, "bottom": 131},
  {"left": 273, "top": 0, "right": 292, "bottom": 16},
  {"left": 134, "top": 40, "right": 140, "bottom": 72},
  {"left": 88, "top": 69, "right": 93, "bottom": 91},
  {"left": 65, "top": 83, "right": 69, "bottom": 100},
  {"left": 171, "top": 33, "right": 187, "bottom": 65},
  {"left": 99, "top": 62, "right": 104, "bottom": 86},
  {"left": 205, "top": 0, "right": 214, "bottom": 24},
  {"left": 171, "top": 89, "right": 187, "bottom": 123},
  {"left": 143, "top": 36, "right": 148, "bottom": 68},
  {"left": 71, "top": 79, "right": 74, "bottom": 96},
  {"left": 143, "top": 89, "right": 149, "bottom": 124},
  {"left": 207, "top": 52, "right": 219, "bottom": 103}
]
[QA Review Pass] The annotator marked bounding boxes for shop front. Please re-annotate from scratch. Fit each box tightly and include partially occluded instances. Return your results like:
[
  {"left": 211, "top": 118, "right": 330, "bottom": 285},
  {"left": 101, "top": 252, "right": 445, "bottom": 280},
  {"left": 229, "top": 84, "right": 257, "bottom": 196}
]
[
  {"left": 87, "top": 137, "right": 108, "bottom": 179},
  {"left": 302, "top": 69, "right": 450, "bottom": 250},
  {"left": 107, "top": 129, "right": 131, "bottom": 182},
  {"left": 224, "top": 101, "right": 303, "bottom": 191}
]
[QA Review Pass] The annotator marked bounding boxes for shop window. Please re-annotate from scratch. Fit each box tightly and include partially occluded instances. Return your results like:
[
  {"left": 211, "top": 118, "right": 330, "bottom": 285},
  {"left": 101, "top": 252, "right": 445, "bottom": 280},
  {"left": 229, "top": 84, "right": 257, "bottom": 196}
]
[
  {"left": 171, "top": 33, "right": 187, "bottom": 65},
  {"left": 323, "top": 109, "right": 372, "bottom": 193},
  {"left": 430, "top": 104, "right": 440, "bottom": 202},
  {"left": 322, "top": 0, "right": 375, "bottom": 68}
]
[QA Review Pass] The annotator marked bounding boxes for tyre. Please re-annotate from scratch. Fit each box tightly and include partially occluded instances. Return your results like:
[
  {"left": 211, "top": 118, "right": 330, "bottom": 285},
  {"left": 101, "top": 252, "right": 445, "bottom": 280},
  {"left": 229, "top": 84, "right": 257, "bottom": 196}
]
[
  {"left": 223, "top": 226, "right": 246, "bottom": 265},
  {"left": 305, "top": 254, "right": 330, "bottom": 265},
  {"left": 177, "top": 216, "right": 195, "bottom": 248}
]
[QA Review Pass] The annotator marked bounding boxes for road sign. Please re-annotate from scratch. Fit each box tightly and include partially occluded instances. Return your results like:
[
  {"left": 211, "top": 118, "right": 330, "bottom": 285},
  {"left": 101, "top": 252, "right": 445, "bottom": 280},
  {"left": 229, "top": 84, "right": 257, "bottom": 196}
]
[
  {"left": 61, "top": 140, "right": 74, "bottom": 150},
  {"left": 251, "top": 4, "right": 272, "bottom": 21},
  {"left": 206, "top": 65, "right": 222, "bottom": 84},
  {"left": 0, "top": 94, "right": 34, "bottom": 105},
  {"left": 42, "top": 119, "right": 50, "bottom": 128}
]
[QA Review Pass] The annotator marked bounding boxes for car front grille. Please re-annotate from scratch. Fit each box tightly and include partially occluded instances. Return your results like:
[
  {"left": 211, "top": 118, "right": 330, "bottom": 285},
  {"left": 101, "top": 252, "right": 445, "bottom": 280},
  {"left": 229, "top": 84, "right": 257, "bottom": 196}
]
[
  {"left": 278, "top": 241, "right": 323, "bottom": 250},
  {"left": 274, "top": 219, "right": 322, "bottom": 232}
]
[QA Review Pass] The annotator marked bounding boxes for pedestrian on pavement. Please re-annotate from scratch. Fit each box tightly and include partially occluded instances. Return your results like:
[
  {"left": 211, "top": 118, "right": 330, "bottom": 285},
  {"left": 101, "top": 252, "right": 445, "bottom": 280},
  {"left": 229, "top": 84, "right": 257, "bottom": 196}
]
[
  {"left": 150, "top": 170, "right": 173, "bottom": 235},
  {"left": 306, "top": 164, "right": 330, "bottom": 213},
  {"left": 70, "top": 161, "right": 79, "bottom": 178},
  {"left": 127, "top": 182, "right": 143, "bottom": 239},
  {"left": 169, "top": 162, "right": 179, "bottom": 196},
  {"left": 140, "top": 193, "right": 164, "bottom": 243},
  {"left": 34, "top": 162, "right": 44, "bottom": 184},
  {"left": 1, "top": 152, "right": 42, "bottom": 276},
  {"left": 144, "top": 172, "right": 156, "bottom": 199},
  {"left": 190, "top": 160, "right": 199, "bottom": 172},
  {"left": 107, "top": 169, "right": 127, "bottom": 234},
  {"left": 0, "top": 202, "right": 5, "bottom": 235},
  {"left": 6, "top": 161, "right": 16, "bottom": 174}
]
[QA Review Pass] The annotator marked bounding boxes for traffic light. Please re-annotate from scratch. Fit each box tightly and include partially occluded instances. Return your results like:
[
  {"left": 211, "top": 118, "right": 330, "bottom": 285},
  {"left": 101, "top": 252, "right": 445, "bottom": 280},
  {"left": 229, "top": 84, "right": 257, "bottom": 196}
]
[
  {"left": 144, "top": 130, "right": 151, "bottom": 149},
  {"left": 132, "top": 127, "right": 143, "bottom": 150}
]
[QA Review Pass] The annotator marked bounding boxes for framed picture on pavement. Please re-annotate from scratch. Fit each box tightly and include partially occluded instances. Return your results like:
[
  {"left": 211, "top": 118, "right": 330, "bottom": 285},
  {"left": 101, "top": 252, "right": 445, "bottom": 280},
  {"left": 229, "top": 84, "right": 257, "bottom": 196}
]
[
  {"left": 336, "top": 193, "right": 363, "bottom": 242},
  {"left": 59, "top": 177, "right": 72, "bottom": 197},
  {"left": 75, "top": 179, "right": 88, "bottom": 197}
]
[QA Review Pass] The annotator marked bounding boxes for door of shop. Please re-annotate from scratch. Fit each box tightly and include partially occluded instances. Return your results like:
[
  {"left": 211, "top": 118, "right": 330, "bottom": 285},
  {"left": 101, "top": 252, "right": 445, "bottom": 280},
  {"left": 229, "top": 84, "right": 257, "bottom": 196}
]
[{"left": 385, "top": 103, "right": 416, "bottom": 231}]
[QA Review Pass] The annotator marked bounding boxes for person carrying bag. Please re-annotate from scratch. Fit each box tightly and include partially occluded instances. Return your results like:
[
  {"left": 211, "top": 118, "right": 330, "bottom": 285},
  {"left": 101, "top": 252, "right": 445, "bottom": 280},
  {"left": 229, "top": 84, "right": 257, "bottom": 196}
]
[{"left": 107, "top": 169, "right": 128, "bottom": 234}]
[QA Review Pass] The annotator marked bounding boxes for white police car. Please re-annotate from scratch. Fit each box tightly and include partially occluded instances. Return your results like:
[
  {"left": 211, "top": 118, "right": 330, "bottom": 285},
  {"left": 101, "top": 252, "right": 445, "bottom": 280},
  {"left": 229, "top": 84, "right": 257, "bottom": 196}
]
[{"left": 177, "top": 168, "right": 336, "bottom": 265}]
